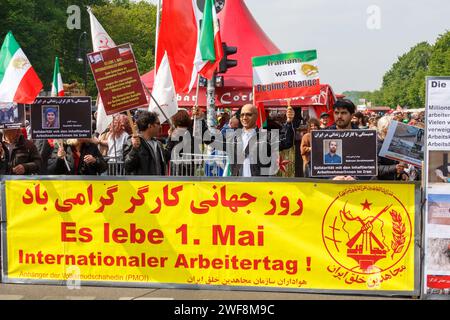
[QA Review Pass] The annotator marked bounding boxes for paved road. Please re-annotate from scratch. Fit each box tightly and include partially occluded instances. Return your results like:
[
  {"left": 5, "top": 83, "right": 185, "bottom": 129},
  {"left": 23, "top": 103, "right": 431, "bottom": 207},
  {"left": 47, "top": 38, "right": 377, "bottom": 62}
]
[{"left": 0, "top": 283, "right": 410, "bottom": 300}]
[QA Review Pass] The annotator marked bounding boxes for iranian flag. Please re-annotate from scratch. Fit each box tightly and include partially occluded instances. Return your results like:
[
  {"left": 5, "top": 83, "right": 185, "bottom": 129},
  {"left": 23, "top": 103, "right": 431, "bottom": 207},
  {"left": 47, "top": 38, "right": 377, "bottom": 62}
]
[
  {"left": 155, "top": 0, "right": 223, "bottom": 93},
  {"left": 0, "top": 31, "right": 42, "bottom": 104},
  {"left": 193, "top": 0, "right": 224, "bottom": 80},
  {"left": 51, "top": 56, "right": 64, "bottom": 97},
  {"left": 155, "top": 0, "right": 197, "bottom": 93}
]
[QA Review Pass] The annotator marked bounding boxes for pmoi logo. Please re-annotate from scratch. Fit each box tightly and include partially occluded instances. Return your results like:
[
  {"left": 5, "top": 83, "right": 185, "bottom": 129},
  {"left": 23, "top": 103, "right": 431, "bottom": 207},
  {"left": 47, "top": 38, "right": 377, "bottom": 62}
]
[{"left": 322, "top": 186, "right": 412, "bottom": 275}]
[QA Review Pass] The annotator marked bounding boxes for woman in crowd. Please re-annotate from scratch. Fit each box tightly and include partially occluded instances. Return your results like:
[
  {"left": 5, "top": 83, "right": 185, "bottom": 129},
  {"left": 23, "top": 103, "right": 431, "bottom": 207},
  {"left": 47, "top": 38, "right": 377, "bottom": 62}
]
[
  {"left": 165, "top": 109, "right": 207, "bottom": 176},
  {"left": 48, "top": 138, "right": 107, "bottom": 175},
  {"left": 300, "top": 118, "right": 320, "bottom": 178},
  {"left": 96, "top": 113, "right": 132, "bottom": 162}
]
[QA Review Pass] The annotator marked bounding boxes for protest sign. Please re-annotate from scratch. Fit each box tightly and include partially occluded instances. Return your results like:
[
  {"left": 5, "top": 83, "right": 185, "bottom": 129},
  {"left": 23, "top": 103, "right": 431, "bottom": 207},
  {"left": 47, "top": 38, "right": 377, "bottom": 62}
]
[
  {"left": 310, "top": 130, "right": 377, "bottom": 177},
  {"left": 0, "top": 102, "right": 24, "bottom": 129},
  {"left": 30, "top": 97, "right": 92, "bottom": 139},
  {"left": 88, "top": 43, "right": 148, "bottom": 115},
  {"left": 252, "top": 50, "right": 320, "bottom": 102}
]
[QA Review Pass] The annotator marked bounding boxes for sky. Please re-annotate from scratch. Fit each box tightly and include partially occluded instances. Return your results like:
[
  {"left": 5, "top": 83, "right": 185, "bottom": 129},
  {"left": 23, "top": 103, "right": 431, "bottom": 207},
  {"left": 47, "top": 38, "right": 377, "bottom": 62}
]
[{"left": 146, "top": 0, "right": 449, "bottom": 93}]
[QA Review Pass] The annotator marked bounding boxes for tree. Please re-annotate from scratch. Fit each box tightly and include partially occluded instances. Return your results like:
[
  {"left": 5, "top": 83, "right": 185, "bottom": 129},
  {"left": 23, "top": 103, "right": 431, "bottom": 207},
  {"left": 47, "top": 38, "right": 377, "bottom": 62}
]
[
  {"left": 0, "top": 0, "right": 155, "bottom": 96},
  {"left": 0, "top": 0, "right": 108, "bottom": 94},
  {"left": 428, "top": 31, "right": 450, "bottom": 76},
  {"left": 91, "top": 1, "right": 157, "bottom": 75},
  {"left": 380, "top": 41, "right": 432, "bottom": 108}
]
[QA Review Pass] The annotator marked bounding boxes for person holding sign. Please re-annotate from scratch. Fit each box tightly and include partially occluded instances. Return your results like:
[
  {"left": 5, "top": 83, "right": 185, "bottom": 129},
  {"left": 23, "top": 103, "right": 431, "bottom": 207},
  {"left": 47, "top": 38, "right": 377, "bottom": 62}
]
[
  {"left": 123, "top": 111, "right": 166, "bottom": 175},
  {"left": 300, "top": 117, "right": 320, "bottom": 177},
  {"left": 326, "top": 99, "right": 358, "bottom": 181},
  {"left": 328, "top": 99, "right": 358, "bottom": 130},
  {"left": 48, "top": 139, "right": 107, "bottom": 175}
]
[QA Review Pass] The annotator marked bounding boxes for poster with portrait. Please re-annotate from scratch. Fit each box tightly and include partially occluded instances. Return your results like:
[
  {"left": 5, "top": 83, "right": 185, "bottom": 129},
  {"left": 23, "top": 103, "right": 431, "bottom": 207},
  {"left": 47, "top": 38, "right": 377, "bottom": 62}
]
[
  {"left": 424, "top": 76, "right": 450, "bottom": 297},
  {"left": 30, "top": 97, "right": 92, "bottom": 139},
  {"left": 379, "top": 120, "right": 424, "bottom": 167},
  {"left": 0, "top": 102, "right": 25, "bottom": 129},
  {"left": 310, "top": 129, "right": 377, "bottom": 177}
]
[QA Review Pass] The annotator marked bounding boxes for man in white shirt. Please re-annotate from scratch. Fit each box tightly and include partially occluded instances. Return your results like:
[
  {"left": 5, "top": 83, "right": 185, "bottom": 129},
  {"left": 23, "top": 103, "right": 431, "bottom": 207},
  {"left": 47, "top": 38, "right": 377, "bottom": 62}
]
[{"left": 226, "top": 104, "right": 295, "bottom": 177}]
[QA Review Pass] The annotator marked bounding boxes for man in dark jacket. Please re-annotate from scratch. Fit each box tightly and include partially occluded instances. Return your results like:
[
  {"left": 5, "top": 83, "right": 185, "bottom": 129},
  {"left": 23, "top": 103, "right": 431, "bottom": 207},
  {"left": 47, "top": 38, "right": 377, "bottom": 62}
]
[
  {"left": 123, "top": 111, "right": 166, "bottom": 175},
  {"left": 0, "top": 128, "right": 41, "bottom": 175}
]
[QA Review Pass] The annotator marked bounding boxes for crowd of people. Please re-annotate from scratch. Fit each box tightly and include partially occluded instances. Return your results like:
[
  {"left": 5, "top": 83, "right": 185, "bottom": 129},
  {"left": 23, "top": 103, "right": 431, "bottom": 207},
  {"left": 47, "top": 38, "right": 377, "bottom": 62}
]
[{"left": 0, "top": 99, "right": 426, "bottom": 181}]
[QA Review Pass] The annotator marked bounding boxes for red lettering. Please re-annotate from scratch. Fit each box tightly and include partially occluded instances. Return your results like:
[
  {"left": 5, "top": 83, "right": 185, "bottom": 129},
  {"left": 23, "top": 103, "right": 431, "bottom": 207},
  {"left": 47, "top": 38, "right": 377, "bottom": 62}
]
[
  {"left": 104, "top": 223, "right": 110, "bottom": 242},
  {"left": 148, "top": 229, "right": 164, "bottom": 244},
  {"left": 130, "top": 223, "right": 145, "bottom": 243},
  {"left": 104, "top": 223, "right": 164, "bottom": 244},
  {"left": 79, "top": 227, "right": 93, "bottom": 242},
  {"left": 61, "top": 222, "right": 77, "bottom": 242},
  {"left": 212, "top": 225, "right": 235, "bottom": 245},
  {"left": 112, "top": 228, "right": 128, "bottom": 243}
]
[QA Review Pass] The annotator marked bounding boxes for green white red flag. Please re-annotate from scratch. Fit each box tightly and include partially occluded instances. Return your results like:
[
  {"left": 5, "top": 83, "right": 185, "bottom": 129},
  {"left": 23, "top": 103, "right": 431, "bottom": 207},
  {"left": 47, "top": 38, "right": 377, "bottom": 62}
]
[
  {"left": 0, "top": 31, "right": 43, "bottom": 104},
  {"left": 155, "top": 0, "right": 224, "bottom": 93},
  {"left": 194, "top": 0, "right": 224, "bottom": 80},
  {"left": 51, "top": 56, "right": 64, "bottom": 97}
]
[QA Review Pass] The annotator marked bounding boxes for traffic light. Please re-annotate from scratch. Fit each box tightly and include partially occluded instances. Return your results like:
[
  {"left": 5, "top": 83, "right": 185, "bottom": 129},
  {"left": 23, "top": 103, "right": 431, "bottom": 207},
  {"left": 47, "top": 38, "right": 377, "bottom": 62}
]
[{"left": 218, "top": 42, "right": 237, "bottom": 74}]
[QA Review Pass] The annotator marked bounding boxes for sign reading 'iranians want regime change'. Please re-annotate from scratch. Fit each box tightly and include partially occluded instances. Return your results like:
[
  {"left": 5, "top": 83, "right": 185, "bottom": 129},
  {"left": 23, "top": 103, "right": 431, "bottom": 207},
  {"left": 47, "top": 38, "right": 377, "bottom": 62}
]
[
  {"left": 1, "top": 179, "right": 418, "bottom": 295},
  {"left": 252, "top": 50, "right": 320, "bottom": 102}
]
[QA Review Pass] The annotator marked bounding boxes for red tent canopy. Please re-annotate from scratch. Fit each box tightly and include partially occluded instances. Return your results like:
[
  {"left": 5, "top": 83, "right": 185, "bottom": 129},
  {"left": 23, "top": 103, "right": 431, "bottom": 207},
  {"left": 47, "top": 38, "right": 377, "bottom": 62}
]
[{"left": 141, "top": 0, "right": 335, "bottom": 110}]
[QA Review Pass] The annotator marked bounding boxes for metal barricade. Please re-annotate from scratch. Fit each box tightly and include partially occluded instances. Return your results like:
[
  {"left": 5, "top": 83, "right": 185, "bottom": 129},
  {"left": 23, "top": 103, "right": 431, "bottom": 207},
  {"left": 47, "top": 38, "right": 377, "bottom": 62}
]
[
  {"left": 104, "top": 156, "right": 125, "bottom": 176},
  {"left": 169, "top": 153, "right": 229, "bottom": 177}
]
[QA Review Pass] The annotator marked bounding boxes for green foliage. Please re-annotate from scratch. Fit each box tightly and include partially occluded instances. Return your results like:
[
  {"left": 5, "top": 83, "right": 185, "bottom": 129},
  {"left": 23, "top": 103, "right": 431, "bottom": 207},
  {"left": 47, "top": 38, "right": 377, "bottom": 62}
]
[
  {"left": 380, "top": 41, "right": 432, "bottom": 108},
  {"left": 92, "top": 1, "right": 156, "bottom": 75},
  {"left": 428, "top": 31, "right": 450, "bottom": 76},
  {"left": 0, "top": 0, "right": 156, "bottom": 96}
]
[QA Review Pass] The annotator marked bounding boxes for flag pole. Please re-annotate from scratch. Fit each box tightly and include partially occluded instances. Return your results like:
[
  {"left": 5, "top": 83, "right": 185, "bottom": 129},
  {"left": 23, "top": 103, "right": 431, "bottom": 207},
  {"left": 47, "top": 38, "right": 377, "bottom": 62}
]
[
  {"left": 154, "top": 0, "right": 162, "bottom": 70},
  {"left": 148, "top": 0, "right": 173, "bottom": 128},
  {"left": 141, "top": 80, "right": 173, "bottom": 127},
  {"left": 193, "top": 76, "right": 200, "bottom": 138}
]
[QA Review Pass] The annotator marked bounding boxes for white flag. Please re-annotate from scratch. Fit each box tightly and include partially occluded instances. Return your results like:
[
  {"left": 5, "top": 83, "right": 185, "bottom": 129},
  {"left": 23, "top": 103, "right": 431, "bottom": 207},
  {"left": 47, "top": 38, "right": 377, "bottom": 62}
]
[
  {"left": 88, "top": 6, "right": 116, "bottom": 52},
  {"left": 87, "top": 6, "right": 115, "bottom": 134},
  {"left": 149, "top": 51, "right": 178, "bottom": 123}
]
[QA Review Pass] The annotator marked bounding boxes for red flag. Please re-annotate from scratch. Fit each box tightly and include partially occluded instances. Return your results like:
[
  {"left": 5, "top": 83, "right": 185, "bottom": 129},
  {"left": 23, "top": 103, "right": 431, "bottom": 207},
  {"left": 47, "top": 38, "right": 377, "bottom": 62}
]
[{"left": 156, "top": 0, "right": 198, "bottom": 93}]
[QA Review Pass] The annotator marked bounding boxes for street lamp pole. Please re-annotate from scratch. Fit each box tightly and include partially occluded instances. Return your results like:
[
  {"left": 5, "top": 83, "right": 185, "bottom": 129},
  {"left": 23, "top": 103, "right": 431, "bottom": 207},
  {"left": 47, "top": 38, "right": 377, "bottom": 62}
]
[{"left": 77, "top": 31, "right": 88, "bottom": 94}]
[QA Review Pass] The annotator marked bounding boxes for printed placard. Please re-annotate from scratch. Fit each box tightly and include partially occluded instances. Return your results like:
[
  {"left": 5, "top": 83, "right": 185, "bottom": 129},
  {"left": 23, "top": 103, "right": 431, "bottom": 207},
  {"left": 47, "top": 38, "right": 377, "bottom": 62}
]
[
  {"left": 252, "top": 50, "right": 320, "bottom": 102},
  {"left": 0, "top": 102, "right": 24, "bottom": 129},
  {"left": 424, "top": 76, "right": 450, "bottom": 296},
  {"left": 310, "top": 130, "right": 377, "bottom": 177},
  {"left": 1, "top": 179, "right": 417, "bottom": 295},
  {"left": 379, "top": 120, "right": 424, "bottom": 167},
  {"left": 30, "top": 97, "right": 92, "bottom": 139},
  {"left": 88, "top": 43, "right": 148, "bottom": 115}
]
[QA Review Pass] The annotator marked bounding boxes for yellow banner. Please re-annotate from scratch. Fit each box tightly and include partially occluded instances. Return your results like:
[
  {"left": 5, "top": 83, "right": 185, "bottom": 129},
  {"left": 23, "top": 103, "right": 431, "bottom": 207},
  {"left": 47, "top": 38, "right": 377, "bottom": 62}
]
[{"left": 3, "top": 180, "right": 416, "bottom": 292}]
